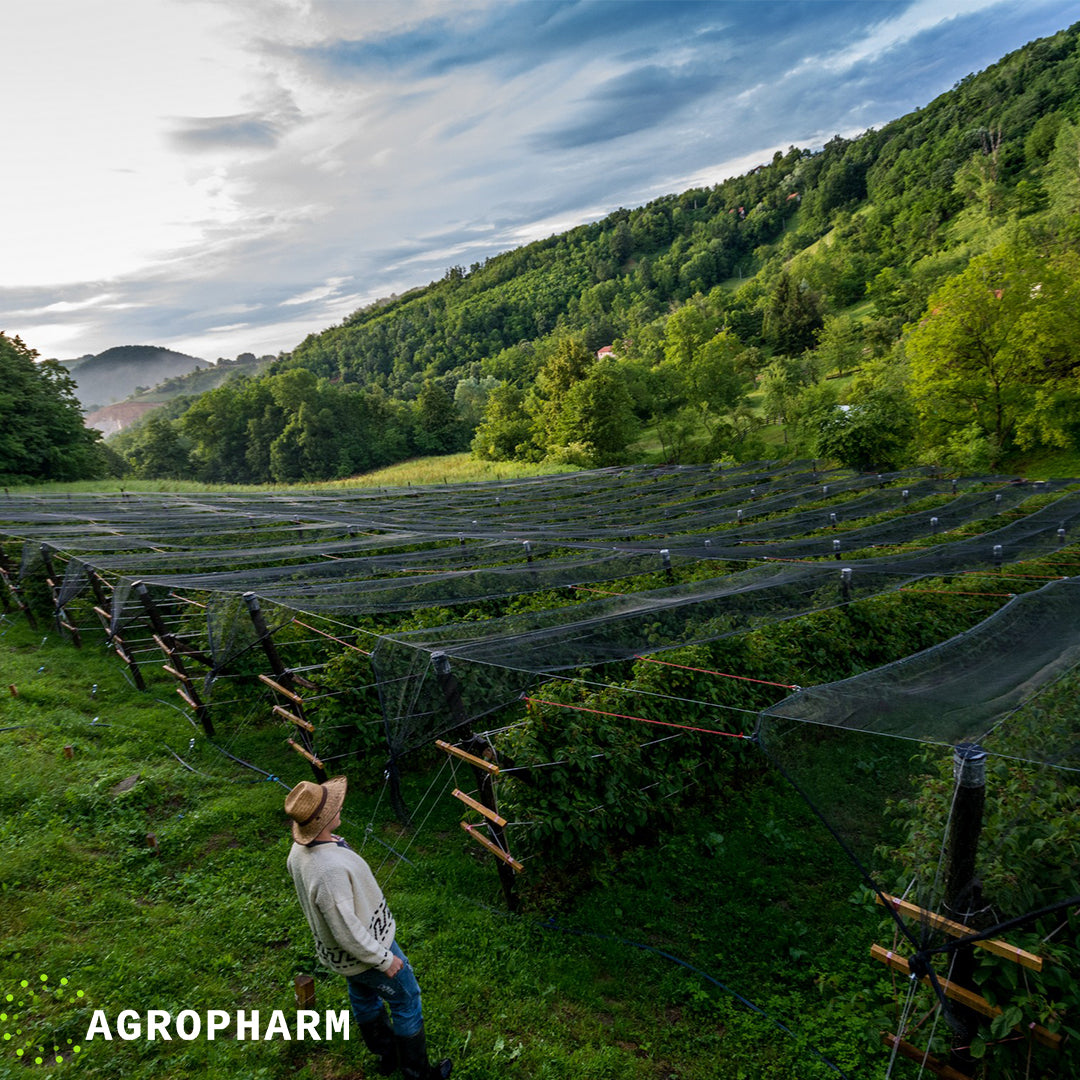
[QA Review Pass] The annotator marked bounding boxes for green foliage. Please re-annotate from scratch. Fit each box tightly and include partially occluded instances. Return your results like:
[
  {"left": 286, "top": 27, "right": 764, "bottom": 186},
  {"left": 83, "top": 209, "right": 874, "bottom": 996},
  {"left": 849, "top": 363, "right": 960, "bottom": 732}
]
[
  {"left": 885, "top": 672, "right": 1080, "bottom": 1075},
  {"left": 809, "top": 386, "right": 917, "bottom": 471},
  {"left": 0, "top": 334, "right": 106, "bottom": 483},
  {"left": 171, "top": 370, "right": 414, "bottom": 483},
  {"left": 471, "top": 383, "right": 534, "bottom": 461},
  {"left": 906, "top": 241, "right": 1080, "bottom": 461},
  {"left": 0, "top": 618, "right": 888, "bottom": 1080},
  {"left": 62, "top": 23, "right": 1080, "bottom": 479}
]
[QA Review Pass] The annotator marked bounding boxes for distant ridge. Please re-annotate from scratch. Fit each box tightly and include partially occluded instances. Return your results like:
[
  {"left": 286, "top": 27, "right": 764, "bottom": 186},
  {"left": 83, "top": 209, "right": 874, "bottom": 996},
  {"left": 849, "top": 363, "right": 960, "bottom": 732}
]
[{"left": 62, "top": 345, "right": 207, "bottom": 410}]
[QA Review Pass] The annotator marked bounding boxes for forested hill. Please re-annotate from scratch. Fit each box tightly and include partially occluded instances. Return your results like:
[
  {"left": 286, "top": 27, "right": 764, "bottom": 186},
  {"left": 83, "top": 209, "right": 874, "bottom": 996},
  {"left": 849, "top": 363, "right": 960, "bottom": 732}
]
[
  {"left": 66, "top": 345, "right": 207, "bottom": 410},
  {"left": 113, "top": 22, "right": 1080, "bottom": 483},
  {"left": 286, "top": 22, "right": 1078, "bottom": 389}
]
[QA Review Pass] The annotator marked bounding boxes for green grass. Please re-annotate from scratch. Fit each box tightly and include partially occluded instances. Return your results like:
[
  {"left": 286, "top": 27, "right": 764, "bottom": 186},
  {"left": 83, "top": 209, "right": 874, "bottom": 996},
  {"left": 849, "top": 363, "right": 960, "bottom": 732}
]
[
  {"left": 321, "top": 453, "right": 579, "bottom": 488},
  {"left": 7, "top": 455, "right": 578, "bottom": 497},
  {"left": 0, "top": 617, "right": 893, "bottom": 1080}
]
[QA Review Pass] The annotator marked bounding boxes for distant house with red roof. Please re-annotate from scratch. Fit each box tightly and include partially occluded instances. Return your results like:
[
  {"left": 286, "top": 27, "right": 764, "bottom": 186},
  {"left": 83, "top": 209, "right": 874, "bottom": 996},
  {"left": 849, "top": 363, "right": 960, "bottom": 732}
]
[{"left": 596, "top": 345, "right": 615, "bottom": 359}]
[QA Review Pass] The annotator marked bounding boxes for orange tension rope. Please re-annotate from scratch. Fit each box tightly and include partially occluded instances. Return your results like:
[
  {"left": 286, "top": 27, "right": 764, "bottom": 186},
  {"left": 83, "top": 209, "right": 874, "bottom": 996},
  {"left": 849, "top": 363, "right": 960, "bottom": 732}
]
[
  {"left": 634, "top": 654, "right": 798, "bottom": 689},
  {"left": 291, "top": 618, "right": 372, "bottom": 656},
  {"left": 522, "top": 695, "right": 752, "bottom": 739}
]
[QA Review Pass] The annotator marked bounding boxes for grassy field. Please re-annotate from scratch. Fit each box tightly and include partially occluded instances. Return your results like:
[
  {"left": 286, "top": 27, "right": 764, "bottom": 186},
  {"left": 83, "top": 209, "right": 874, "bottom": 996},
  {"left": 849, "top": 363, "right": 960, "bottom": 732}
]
[
  {"left": 5, "top": 454, "right": 579, "bottom": 497},
  {"left": 0, "top": 616, "right": 894, "bottom": 1080}
]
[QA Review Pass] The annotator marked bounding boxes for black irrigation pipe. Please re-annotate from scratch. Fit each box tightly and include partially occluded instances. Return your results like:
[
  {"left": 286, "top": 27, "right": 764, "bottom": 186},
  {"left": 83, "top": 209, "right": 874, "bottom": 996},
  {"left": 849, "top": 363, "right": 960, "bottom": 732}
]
[{"left": 929, "top": 893, "right": 1080, "bottom": 957}]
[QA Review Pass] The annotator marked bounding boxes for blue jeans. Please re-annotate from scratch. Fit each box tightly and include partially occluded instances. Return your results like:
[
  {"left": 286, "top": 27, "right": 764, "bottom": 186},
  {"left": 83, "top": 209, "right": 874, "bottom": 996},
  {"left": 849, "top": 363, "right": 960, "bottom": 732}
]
[{"left": 346, "top": 941, "right": 424, "bottom": 1038}]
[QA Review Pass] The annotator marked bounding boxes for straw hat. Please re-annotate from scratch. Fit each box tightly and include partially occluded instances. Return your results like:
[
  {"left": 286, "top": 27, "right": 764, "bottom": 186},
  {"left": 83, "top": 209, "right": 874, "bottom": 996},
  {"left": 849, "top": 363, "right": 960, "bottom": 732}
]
[{"left": 284, "top": 776, "right": 347, "bottom": 844}]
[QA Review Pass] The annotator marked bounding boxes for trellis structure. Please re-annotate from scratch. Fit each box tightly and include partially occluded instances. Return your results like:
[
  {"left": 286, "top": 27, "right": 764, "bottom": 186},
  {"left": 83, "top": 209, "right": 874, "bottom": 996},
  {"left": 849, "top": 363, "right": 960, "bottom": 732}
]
[{"left": 3, "top": 462, "right": 1079, "bottom": 1077}]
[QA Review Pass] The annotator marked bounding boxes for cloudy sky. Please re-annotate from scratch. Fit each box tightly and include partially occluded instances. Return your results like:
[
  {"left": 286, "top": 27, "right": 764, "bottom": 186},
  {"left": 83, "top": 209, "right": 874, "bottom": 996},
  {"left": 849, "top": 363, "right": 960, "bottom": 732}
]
[{"left": 3, "top": 0, "right": 1075, "bottom": 363}]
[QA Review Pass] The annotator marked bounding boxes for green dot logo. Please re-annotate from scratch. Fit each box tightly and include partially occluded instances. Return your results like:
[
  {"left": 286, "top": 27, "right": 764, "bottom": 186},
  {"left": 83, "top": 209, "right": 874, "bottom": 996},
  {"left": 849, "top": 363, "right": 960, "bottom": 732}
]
[{"left": 2, "top": 973, "right": 84, "bottom": 1067}]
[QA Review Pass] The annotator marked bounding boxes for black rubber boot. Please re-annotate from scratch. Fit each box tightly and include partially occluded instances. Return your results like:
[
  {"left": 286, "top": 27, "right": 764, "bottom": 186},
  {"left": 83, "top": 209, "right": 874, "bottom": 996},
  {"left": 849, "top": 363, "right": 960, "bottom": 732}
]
[
  {"left": 395, "top": 1025, "right": 452, "bottom": 1080},
  {"left": 358, "top": 1012, "right": 397, "bottom": 1076}
]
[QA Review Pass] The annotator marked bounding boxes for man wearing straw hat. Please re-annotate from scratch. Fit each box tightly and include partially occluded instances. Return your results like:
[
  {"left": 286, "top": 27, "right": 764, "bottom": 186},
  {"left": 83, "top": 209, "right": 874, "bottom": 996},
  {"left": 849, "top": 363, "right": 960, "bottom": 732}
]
[{"left": 286, "top": 776, "right": 452, "bottom": 1080}]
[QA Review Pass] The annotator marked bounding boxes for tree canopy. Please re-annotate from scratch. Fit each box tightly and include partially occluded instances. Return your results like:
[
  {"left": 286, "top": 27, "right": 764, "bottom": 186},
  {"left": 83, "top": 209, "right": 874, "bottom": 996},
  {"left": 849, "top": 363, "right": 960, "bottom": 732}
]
[
  {"left": 103, "top": 21, "right": 1080, "bottom": 479},
  {"left": 0, "top": 333, "right": 105, "bottom": 482}
]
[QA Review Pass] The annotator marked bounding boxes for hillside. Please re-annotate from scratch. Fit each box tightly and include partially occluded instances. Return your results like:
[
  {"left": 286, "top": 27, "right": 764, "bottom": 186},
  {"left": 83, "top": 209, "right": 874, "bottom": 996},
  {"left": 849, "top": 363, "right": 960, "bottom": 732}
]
[
  {"left": 125, "top": 351, "right": 275, "bottom": 404},
  {"left": 62, "top": 344, "right": 207, "bottom": 410},
  {"left": 111, "top": 21, "right": 1080, "bottom": 484}
]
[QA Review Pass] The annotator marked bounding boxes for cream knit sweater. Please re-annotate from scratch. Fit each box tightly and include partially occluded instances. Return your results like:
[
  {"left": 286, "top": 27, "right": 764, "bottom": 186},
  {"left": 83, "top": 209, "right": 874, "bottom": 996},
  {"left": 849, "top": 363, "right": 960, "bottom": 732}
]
[{"left": 287, "top": 838, "right": 397, "bottom": 975}]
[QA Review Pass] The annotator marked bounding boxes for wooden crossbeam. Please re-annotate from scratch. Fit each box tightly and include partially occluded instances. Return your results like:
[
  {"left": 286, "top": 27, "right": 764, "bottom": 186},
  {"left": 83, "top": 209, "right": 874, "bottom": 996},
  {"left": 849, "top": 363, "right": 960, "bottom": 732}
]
[
  {"left": 460, "top": 822, "right": 523, "bottom": 872},
  {"left": 870, "top": 946, "right": 1062, "bottom": 1051},
  {"left": 162, "top": 664, "right": 191, "bottom": 684},
  {"left": 154, "top": 632, "right": 212, "bottom": 667},
  {"left": 177, "top": 687, "right": 201, "bottom": 713},
  {"left": 287, "top": 738, "right": 324, "bottom": 770},
  {"left": 259, "top": 673, "right": 304, "bottom": 706},
  {"left": 453, "top": 788, "right": 507, "bottom": 827},
  {"left": 113, "top": 646, "right": 133, "bottom": 665},
  {"left": 881, "top": 1034, "right": 971, "bottom": 1080},
  {"left": 93, "top": 605, "right": 111, "bottom": 625},
  {"left": 877, "top": 893, "right": 1043, "bottom": 971},
  {"left": 274, "top": 704, "right": 314, "bottom": 733},
  {"left": 171, "top": 640, "right": 215, "bottom": 667},
  {"left": 436, "top": 739, "right": 499, "bottom": 775}
]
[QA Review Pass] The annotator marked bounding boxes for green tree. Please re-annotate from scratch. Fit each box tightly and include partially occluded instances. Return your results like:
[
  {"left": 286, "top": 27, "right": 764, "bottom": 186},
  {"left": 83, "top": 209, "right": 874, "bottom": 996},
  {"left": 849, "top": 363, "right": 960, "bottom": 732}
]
[
  {"left": 414, "top": 381, "right": 466, "bottom": 455},
  {"left": 121, "top": 413, "right": 192, "bottom": 478},
  {"left": 1046, "top": 120, "right": 1080, "bottom": 227},
  {"left": 453, "top": 375, "right": 499, "bottom": 430},
  {"left": 905, "top": 243, "right": 1080, "bottom": 459},
  {"left": 763, "top": 272, "right": 824, "bottom": 356},
  {"left": 544, "top": 358, "right": 638, "bottom": 466},
  {"left": 529, "top": 336, "right": 597, "bottom": 451},
  {"left": 814, "top": 313, "right": 865, "bottom": 377},
  {"left": 471, "top": 383, "right": 534, "bottom": 461},
  {"left": 0, "top": 334, "right": 104, "bottom": 481},
  {"left": 810, "top": 386, "right": 916, "bottom": 470},
  {"left": 758, "top": 352, "right": 823, "bottom": 446}
]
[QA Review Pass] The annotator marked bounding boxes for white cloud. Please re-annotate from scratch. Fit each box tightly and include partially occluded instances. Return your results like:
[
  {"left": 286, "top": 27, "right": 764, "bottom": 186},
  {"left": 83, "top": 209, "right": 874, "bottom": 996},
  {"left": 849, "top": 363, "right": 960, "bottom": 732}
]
[
  {"left": 1, "top": 0, "right": 1074, "bottom": 363},
  {"left": 280, "top": 276, "right": 353, "bottom": 306},
  {"left": 815, "top": 0, "right": 1011, "bottom": 73}
]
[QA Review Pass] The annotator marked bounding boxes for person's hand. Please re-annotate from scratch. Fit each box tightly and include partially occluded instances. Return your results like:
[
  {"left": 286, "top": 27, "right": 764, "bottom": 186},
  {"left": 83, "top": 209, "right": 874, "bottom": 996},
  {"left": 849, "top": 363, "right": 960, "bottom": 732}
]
[{"left": 386, "top": 954, "right": 404, "bottom": 978}]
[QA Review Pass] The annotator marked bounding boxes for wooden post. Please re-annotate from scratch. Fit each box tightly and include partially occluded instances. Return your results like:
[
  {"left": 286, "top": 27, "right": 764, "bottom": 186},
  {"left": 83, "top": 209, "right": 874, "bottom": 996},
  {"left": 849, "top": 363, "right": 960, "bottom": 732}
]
[
  {"left": 294, "top": 975, "right": 315, "bottom": 1009},
  {"left": 943, "top": 742, "right": 988, "bottom": 1077},
  {"left": 40, "top": 546, "right": 81, "bottom": 647},
  {"left": 134, "top": 581, "right": 214, "bottom": 736},
  {"left": 88, "top": 570, "right": 146, "bottom": 690},
  {"left": 247, "top": 594, "right": 324, "bottom": 782},
  {"left": 243, "top": 592, "right": 287, "bottom": 676},
  {"left": 432, "top": 652, "right": 518, "bottom": 911},
  {"left": 0, "top": 546, "right": 37, "bottom": 629},
  {"left": 0, "top": 554, "right": 10, "bottom": 613},
  {"left": 465, "top": 731, "right": 519, "bottom": 912}
]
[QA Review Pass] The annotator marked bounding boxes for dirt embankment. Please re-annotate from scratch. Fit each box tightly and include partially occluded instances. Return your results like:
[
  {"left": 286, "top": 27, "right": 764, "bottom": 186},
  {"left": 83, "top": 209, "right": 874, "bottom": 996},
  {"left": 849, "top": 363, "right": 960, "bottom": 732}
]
[{"left": 84, "top": 401, "right": 160, "bottom": 438}]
